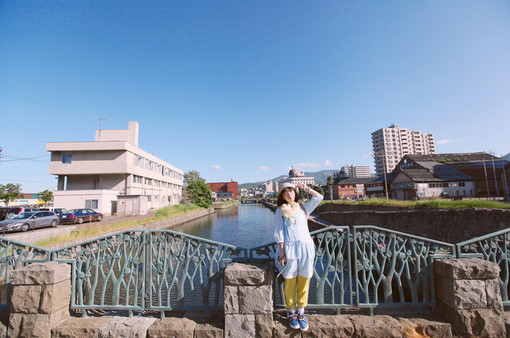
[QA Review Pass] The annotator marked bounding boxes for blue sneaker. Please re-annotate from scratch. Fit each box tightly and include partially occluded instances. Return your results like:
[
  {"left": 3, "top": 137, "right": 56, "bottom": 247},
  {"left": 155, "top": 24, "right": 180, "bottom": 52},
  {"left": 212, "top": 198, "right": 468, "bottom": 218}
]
[
  {"left": 297, "top": 313, "right": 309, "bottom": 332},
  {"left": 289, "top": 312, "right": 299, "bottom": 329}
]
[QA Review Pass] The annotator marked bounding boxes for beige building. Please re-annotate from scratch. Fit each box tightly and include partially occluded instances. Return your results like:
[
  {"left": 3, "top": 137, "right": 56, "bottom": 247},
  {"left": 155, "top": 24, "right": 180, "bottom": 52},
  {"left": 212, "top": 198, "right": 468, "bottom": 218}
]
[
  {"left": 371, "top": 124, "right": 435, "bottom": 177},
  {"left": 280, "top": 169, "right": 315, "bottom": 187},
  {"left": 46, "top": 121, "right": 183, "bottom": 215}
]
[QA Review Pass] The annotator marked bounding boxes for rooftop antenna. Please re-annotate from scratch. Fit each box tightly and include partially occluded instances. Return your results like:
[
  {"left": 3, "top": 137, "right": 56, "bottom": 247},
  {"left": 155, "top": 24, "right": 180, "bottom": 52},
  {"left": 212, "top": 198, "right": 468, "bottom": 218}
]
[{"left": 98, "top": 118, "right": 105, "bottom": 140}]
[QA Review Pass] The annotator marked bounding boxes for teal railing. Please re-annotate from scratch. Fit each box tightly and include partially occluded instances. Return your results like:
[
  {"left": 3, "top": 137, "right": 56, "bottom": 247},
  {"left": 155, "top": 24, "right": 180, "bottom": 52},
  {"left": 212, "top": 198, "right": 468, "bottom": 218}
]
[
  {"left": 2, "top": 224, "right": 510, "bottom": 315},
  {"left": 456, "top": 228, "right": 510, "bottom": 306},
  {"left": 148, "top": 230, "right": 247, "bottom": 313},
  {"left": 353, "top": 226, "right": 455, "bottom": 311},
  {"left": 0, "top": 238, "right": 51, "bottom": 309}
]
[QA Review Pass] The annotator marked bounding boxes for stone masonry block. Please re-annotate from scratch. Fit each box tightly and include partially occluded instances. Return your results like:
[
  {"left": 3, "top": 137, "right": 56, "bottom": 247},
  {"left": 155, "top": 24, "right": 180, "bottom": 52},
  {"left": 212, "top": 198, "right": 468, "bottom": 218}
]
[
  {"left": 451, "top": 308, "right": 506, "bottom": 337},
  {"left": 435, "top": 274, "right": 454, "bottom": 306},
  {"left": 348, "top": 315, "right": 403, "bottom": 338},
  {"left": 255, "top": 313, "right": 273, "bottom": 338},
  {"left": 239, "top": 285, "right": 273, "bottom": 314},
  {"left": 40, "top": 279, "right": 71, "bottom": 313},
  {"left": 223, "top": 285, "right": 239, "bottom": 314},
  {"left": 10, "top": 307, "right": 70, "bottom": 338},
  {"left": 435, "top": 258, "right": 499, "bottom": 280},
  {"left": 195, "top": 322, "right": 224, "bottom": 338},
  {"left": 224, "top": 314, "right": 256, "bottom": 338},
  {"left": 10, "top": 261, "right": 71, "bottom": 286},
  {"left": 452, "top": 279, "right": 487, "bottom": 309},
  {"left": 485, "top": 278, "right": 503, "bottom": 310},
  {"left": 10, "top": 285, "right": 41, "bottom": 314},
  {"left": 309, "top": 315, "right": 356, "bottom": 337},
  {"left": 98, "top": 316, "right": 157, "bottom": 338},
  {"left": 52, "top": 317, "right": 112, "bottom": 338},
  {"left": 398, "top": 317, "right": 452, "bottom": 338},
  {"left": 224, "top": 262, "right": 273, "bottom": 286},
  {"left": 147, "top": 317, "right": 197, "bottom": 338}
]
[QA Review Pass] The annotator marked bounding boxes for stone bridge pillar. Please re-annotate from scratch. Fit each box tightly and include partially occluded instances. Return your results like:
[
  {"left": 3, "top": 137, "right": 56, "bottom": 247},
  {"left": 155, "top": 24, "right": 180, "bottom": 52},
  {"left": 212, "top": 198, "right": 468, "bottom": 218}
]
[
  {"left": 435, "top": 257, "right": 506, "bottom": 337},
  {"left": 224, "top": 262, "right": 274, "bottom": 338},
  {"left": 8, "top": 261, "right": 71, "bottom": 338}
]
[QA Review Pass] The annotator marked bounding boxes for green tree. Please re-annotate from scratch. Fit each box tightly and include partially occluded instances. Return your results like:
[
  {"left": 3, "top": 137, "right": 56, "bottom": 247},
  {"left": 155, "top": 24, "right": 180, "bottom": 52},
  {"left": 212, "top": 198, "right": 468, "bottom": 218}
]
[
  {"left": 184, "top": 171, "right": 212, "bottom": 208},
  {"left": 39, "top": 189, "right": 54, "bottom": 205},
  {"left": 312, "top": 184, "right": 324, "bottom": 196},
  {"left": 325, "top": 175, "right": 334, "bottom": 200},
  {"left": 0, "top": 183, "right": 23, "bottom": 206},
  {"left": 184, "top": 170, "right": 205, "bottom": 185}
]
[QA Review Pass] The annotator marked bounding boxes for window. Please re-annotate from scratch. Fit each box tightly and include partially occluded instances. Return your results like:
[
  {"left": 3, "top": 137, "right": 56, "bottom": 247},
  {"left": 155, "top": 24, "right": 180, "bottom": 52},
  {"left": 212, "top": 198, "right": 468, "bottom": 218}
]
[
  {"left": 85, "top": 200, "right": 98, "bottom": 209},
  {"left": 62, "top": 153, "right": 72, "bottom": 164}
]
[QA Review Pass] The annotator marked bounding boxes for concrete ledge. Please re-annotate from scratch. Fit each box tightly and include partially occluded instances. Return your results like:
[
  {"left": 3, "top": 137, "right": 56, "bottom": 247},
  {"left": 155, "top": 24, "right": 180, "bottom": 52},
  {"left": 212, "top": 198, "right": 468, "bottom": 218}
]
[{"left": 52, "top": 317, "right": 112, "bottom": 337}]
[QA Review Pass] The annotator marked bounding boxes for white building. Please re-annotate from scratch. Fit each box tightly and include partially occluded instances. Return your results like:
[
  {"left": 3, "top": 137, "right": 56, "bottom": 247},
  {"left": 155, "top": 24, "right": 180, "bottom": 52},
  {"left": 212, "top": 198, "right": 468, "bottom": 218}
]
[
  {"left": 340, "top": 165, "right": 371, "bottom": 178},
  {"left": 371, "top": 124, "right": 435, "bottom": 177},
  {"left": 280, "top": 169, "right": 315, "bottom": 187},
  {"left": 46, "top": 121, "right": 183, "bottom": 215}
]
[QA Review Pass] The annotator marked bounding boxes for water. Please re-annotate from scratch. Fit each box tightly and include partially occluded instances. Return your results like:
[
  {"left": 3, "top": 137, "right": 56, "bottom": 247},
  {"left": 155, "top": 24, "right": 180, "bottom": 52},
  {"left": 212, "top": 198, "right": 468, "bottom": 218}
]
[{"left": 170, "top": 203, "right": 275, "bottom": 249}]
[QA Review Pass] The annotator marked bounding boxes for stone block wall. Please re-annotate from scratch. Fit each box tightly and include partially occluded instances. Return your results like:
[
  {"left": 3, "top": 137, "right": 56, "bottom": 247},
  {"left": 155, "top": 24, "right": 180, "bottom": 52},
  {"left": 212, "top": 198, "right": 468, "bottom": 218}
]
[
  {"left": 435, "top": 257, "right": 506, "bottom": 337},
  {"left": 223, "top": 262, "right": 274, "bottom": 338},
  {"left": 8, "top": 261, "right": 71, "bottom": 338}
]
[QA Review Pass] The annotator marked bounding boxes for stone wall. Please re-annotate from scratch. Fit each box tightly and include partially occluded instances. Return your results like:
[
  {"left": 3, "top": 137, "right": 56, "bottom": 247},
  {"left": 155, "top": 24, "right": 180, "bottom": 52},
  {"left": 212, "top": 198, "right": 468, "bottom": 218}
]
[
  {"left": 435, "top": 258, "right": 506, "bottom": 336},
  {"left": 6, "top": 259, "right": 510, "bottom": 337},
  {"left": 317, "top": 203, "right": 510, "bottom": 243}
]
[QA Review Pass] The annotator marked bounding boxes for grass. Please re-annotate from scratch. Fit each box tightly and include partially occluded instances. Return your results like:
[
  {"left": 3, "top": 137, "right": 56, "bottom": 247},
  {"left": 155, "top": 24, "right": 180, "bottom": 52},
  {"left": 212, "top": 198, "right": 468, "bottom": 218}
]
[
  {"left": 321, "top": 198, "right": 510, "bottom": 209},
  {"left": 34, "top": 204, "right": 205, "bottom": 248}
]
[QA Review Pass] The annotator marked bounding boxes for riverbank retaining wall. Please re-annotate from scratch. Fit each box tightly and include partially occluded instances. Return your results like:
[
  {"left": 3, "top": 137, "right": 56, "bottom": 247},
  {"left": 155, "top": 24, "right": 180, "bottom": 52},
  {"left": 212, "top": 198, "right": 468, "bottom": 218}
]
[
  {"left": 317, "top": 203, "right": 510, "bottom": 243},
  {"left": 5, "top": 259, "right": 510, "bottom": 337}
]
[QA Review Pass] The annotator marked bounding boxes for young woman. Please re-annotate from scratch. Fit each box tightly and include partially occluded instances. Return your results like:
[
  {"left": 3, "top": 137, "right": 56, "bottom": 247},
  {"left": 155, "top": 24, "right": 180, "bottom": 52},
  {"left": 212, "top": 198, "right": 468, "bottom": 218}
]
[{"left": 274, "top": 182, "right": 323, "bottom": 332}]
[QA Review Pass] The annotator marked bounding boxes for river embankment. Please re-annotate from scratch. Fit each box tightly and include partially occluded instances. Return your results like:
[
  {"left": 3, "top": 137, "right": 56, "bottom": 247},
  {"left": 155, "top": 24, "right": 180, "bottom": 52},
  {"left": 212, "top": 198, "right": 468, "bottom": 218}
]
[
  {"left": 3, "top": 208, "right": 215, "bottom": 250},
  {"left": 317, "top": 203, "right": 510, "bottom": 243}
]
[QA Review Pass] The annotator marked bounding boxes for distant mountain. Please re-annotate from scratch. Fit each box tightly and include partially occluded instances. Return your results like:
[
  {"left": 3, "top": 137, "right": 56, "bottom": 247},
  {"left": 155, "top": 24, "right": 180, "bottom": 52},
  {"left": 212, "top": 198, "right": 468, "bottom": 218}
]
[{"left": 238, "top": 170, "right": 338, "bottom": 189}]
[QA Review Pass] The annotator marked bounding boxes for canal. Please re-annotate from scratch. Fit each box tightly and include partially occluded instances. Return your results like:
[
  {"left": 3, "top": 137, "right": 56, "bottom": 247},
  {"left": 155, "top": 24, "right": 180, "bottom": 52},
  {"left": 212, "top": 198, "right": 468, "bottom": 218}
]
[{"left": 170, "top": 203, "right": 275, "bottom": 249}]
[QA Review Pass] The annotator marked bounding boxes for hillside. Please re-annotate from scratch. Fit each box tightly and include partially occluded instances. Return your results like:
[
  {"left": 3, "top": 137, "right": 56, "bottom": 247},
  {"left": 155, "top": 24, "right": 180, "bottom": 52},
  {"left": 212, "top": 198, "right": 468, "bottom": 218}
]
[{"left": 238, "top": 170, "right": 338, "bottom": 189}]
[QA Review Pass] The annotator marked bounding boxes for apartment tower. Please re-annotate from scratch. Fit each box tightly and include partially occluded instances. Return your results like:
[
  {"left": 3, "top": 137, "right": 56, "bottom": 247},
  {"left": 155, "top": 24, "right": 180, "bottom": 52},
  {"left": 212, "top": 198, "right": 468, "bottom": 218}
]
[{"left": 371, "top": 124, "right": 435, "bottom": 176}]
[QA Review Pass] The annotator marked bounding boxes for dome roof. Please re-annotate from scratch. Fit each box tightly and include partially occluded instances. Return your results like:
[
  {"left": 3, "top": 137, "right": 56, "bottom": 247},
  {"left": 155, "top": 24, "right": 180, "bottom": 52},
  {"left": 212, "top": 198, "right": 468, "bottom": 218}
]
[{"left": 289, "top": 169, "right": 298, "bottom": 177}]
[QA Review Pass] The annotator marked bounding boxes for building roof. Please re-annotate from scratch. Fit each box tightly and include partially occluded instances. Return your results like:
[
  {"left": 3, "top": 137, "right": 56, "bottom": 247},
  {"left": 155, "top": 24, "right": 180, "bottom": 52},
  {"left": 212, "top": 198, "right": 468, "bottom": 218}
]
[
  {"left": 405, "top": 152, "right": 498, "bottom": 164},
  {"left": 335, "top": 177, "right": 377, "bottom": 185}
]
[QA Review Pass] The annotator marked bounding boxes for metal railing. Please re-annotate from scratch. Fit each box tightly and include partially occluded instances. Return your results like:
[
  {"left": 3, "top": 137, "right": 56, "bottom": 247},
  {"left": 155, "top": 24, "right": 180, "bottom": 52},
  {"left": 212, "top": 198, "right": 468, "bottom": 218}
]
[
  {"left": 148, "top": 230, "right": 247, "bottom": 313},
  {"left": 456, "top": 228, "right": 510, "bottom": 306},
  {"left": 353, "top": 226, "right": 455, "bottom": 311},
  {"left": 0, "top": 238, "right": 51, "bottom": 309},
  {"left": 1, "top": 224, "right": 510, "bottom": 315}
]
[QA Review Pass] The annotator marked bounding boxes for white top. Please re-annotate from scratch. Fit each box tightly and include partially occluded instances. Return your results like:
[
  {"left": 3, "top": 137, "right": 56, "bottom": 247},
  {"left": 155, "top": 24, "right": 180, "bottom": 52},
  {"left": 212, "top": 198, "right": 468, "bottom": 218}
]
[{"left": 274, "top": 194, "right": 324, "bottom": 279}]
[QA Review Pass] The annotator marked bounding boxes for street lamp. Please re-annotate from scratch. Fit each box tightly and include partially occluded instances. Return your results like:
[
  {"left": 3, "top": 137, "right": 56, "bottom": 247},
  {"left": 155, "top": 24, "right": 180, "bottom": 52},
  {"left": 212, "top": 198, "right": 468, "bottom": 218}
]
[{"left": 372, "top": 151, "right": 389, "bottom": 201}]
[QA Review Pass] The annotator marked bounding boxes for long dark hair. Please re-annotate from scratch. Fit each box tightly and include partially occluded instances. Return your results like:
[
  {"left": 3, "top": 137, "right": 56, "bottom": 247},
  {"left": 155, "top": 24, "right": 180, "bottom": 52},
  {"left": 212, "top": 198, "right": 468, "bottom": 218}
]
[{"left": 276, "top": 187, "right": 300, "bottom": 207}]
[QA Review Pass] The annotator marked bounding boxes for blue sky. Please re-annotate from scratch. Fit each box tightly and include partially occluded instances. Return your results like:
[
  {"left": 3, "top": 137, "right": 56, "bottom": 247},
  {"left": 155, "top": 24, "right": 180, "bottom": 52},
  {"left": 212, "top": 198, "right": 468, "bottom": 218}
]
[{"left": 1, "top": 1, "right": 510, "bottom": 193}]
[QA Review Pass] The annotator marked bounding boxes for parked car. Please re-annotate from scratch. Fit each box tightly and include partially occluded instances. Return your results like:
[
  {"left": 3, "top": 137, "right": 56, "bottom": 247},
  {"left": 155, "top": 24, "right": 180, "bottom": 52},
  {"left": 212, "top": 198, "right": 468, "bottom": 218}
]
[
  {"left": 5, "top": 207, "right": 37, "bottom": 220},
  {"left": 59, "top": 209, "right": 103, "bottom": 224},
  {"left": 39, "top": 207, "right": 68, "bottom": 217},
  {"left": 0, "top": 211, "right": 59, "bottom": 233}
]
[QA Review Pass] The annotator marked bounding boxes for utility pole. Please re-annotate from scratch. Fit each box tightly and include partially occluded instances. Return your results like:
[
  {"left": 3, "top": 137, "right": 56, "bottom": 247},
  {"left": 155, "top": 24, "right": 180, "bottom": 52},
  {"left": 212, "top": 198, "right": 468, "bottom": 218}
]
[
  {"left": 489, "top": 150, "right": 500, "bottom": 199},
  {"left": 98, "top": 118, "right": 105, "bottom": 140},
  {"left": 483, "top": 157, "right": 490, "bottom": 199},
  {"left": 502, "top": 154, "right": 510, "bottom": 202}
]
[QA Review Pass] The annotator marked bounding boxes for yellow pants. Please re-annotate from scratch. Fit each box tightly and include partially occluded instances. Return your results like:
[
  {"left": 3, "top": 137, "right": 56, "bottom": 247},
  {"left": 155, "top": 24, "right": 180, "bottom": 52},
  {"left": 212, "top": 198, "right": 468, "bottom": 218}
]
[{"left": 284, "top": 275, "right": 310, "bottom": 309}]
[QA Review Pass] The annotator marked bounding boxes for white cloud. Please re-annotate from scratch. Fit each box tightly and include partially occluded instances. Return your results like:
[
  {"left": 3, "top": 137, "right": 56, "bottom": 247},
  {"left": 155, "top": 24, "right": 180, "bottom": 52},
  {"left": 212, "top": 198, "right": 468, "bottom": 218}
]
[
  {"left": 211, "top": 165, "right": 221, "bottom": 170},
  {"left": 289, "top": 160, "right": 334, "bottom": 169},
  {"left": 437, "top": 139, "right": 461, "bottom": 145},
  {"left": 361, "top": 154, "right": 370, "bottom": 159},
  {"left": 258, "top": 166, "right": 270, "bottom": 171}
]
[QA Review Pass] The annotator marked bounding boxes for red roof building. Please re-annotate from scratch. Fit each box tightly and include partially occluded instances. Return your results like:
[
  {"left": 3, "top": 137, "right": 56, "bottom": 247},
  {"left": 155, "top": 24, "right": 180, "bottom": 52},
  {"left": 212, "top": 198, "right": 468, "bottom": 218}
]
[{"left": 208, "top": 181, "right": 238, "bottom": 199}]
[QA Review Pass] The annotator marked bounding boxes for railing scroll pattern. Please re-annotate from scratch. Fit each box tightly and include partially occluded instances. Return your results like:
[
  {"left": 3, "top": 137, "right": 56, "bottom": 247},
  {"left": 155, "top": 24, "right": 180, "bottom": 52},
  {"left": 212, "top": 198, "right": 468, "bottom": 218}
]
[
  {"left": 0, "top": 238, "right": 51, "bottom": 309},
  {"left": 456, "top": 228, "right": 510, "bottom": 306},
  {"left": 353, "top": 226, "right": 455, "bottom": 309},
  {"left": 51, "top": 230, "right": 146, "bottom": 312},
  {"left": 149, "top": 230, "right": 247, "bottom": 311}
]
